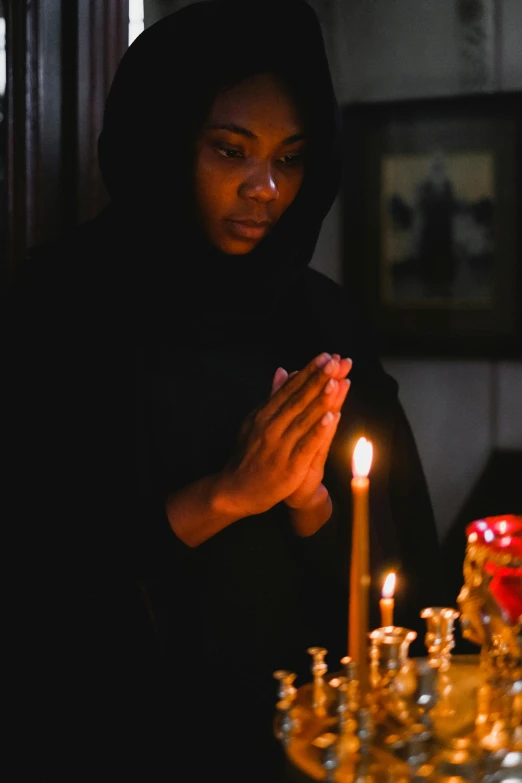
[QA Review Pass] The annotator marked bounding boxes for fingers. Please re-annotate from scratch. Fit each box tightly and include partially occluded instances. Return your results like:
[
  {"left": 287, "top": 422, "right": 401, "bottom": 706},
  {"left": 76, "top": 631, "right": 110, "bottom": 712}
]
[
  {"left": 332, "top": 356, "right": 352, "bottom": 379},
  {"left": 320, "top": 355, "right": 351, "bottom": 412},
  {"left": 271, "top": 367, "right": 288, "bottom": 396},
  {"left": 266, "top": 354, "right": 340, "bottom": 429},
  {"left": 308, "top": 407, "right": 342, "bottom": 472},
  {"left": 269, "top": 355, "right": 351, "bottom": 405},
  {"left": 262, "top": 353, "right": 351, "bottom": 442},
  {"left": 331, "top": 377, "right": 351, "bottom": 413},
  {"left": 258, "top": 354, "right": 329, "bottom": 434},
  {"left": 306, "top": 357, "right": 351, "bottom": 415},
  {"left": 290, "top": 410, "right": 341, "bottom": 465},
  {"left": 278, "top": 367, "right": 350, "bottom": 446},
  {"left": 292, "top": 402, "right": 342, "bottom": 485},
  {"left": 271, "top": 367, "right": 299, "bottom": 398},
  {"left": 325, "top": 354, "right": 352, "bottom": 381},
  {"left": 270, "top": 352, "right": 332, "bottom": 404},
  {"left": 285, "top": 364, "right": 349, "bottom": 475}
]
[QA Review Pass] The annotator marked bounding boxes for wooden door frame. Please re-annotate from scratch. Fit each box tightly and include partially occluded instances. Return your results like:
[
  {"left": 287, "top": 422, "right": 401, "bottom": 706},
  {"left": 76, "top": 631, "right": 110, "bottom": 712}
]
[
  {"left": 4, "top": 0, "right": 128, "bottom": 285},
  {"left": 5, "top": 0, "right": 41, "bottom": 286},
  {"left": 75, "top": 0, "right": 129, "bottom": 227}
]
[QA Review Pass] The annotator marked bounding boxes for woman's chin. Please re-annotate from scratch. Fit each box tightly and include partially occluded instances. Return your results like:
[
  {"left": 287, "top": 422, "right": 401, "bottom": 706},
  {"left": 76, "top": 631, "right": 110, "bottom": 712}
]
[{"left": 214, "top": 235, "right": 260, "bottom": 255}]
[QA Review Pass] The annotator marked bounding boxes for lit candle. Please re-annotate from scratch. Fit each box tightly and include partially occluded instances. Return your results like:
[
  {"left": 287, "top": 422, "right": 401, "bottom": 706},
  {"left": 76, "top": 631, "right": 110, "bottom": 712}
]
[
  {"left": 348, "top": 436, "right": 373, "bottom": 699},
  {"left": 380, "top": 572, "right": 396, "bottom": 627}
]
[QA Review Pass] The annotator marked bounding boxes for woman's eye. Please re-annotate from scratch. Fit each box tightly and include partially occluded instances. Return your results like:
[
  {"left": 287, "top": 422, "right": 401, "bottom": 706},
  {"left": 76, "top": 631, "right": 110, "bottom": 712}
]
[
  {"left": 212, "top": 145, "right": 304, "bottom": 166},
  {"left": 280, "top": 153, "right": 304, "bottom": 167},
  {"left": 215, "top": 145, "right": 243, "bottom": 159}
]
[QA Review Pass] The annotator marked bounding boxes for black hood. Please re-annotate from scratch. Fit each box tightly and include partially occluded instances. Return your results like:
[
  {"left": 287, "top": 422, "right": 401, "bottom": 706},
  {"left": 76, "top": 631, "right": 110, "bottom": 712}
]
[{"left": 97, "top": 0, "right": 342, "bottom": 329}]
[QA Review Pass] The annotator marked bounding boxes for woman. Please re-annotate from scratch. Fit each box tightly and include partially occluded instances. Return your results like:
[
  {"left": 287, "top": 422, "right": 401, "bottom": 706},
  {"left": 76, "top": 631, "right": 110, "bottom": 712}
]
[{"left": 6, "top": 1, "right": 443, "bottom": 779}]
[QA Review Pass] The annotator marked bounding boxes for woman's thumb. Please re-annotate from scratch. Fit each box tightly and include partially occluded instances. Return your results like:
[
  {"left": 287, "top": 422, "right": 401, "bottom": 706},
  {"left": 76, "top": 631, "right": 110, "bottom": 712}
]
[{"left": 271, "top": 366, "right": 288, "bottom": 395}]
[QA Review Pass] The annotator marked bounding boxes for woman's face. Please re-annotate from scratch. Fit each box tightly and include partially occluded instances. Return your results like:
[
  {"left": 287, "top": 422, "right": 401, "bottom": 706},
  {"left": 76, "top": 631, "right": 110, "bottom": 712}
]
[{"left": 194, "top": 73, "right": 307, "bottom": 254}]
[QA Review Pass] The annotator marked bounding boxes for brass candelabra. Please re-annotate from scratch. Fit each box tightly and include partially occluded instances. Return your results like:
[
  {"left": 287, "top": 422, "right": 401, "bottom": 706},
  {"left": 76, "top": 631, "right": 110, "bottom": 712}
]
[{"left": 273, "top": 515, "right": 522, "bottom": 782}]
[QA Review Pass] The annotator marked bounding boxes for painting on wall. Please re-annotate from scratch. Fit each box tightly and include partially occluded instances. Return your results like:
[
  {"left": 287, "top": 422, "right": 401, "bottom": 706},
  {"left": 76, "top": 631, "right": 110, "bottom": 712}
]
[
  {"left": 341, "top": 92, "right": 521, "bottom": 358},
  {"left": 381, "top": 148, "right": 495, "bottom": 307}
]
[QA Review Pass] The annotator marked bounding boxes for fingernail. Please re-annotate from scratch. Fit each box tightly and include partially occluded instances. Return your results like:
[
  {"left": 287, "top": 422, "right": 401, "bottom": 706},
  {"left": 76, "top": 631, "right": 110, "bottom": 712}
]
[
  {"left": 344, "top": 357, "right": 353, "bottom": 367},
  {"left": 321, "top": 411, "right": 334, "bottom": 426},
  {"left": 323, "top": 358, "right": 338, "bottom": 376},
  {"left": 324, "top": 378, "right": 336, "bottom": 394},
  {"left": 316, "top": 352, "right": 331, "bottom": 368}
]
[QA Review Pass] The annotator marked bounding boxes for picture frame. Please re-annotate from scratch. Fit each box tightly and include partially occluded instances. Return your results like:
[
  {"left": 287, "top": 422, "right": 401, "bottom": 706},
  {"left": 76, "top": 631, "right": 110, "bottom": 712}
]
[{"left": 341, "top": 92, "right": 521, "bottom": 358}]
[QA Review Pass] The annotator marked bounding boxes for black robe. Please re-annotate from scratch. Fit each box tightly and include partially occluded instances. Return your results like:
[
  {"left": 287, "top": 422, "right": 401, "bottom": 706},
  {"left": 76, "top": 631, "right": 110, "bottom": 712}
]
[
  {"left": 5, "top": 226, "right": 442, "bottom": 779},
  {"left": 4, "top": 1, "right": 443, "bottom": 780}
]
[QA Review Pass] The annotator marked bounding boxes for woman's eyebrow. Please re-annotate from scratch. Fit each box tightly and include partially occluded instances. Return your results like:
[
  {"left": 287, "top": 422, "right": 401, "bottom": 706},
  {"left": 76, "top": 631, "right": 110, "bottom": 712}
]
[{"left": 206, "top": 123, "right": 306, "bottom": 145}]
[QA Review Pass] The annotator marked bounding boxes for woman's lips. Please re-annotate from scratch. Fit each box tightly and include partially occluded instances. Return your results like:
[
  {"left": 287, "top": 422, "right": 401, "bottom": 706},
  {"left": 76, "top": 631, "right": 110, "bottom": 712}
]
[{"left": 225, "top": 219, "right": 269, "bottom": 240}]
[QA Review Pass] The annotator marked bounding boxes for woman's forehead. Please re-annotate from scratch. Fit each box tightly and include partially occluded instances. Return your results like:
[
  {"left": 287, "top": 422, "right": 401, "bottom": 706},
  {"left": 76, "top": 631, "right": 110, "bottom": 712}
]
[{"left": 206, "top": 74, "right": 306, "bottom": 133}]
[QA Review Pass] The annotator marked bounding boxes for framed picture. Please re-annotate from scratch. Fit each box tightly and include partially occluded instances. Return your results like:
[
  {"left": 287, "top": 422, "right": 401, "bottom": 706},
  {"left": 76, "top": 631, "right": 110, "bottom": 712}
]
[{"left": 341, "top": 92, "right": 521, "bottom": 358}]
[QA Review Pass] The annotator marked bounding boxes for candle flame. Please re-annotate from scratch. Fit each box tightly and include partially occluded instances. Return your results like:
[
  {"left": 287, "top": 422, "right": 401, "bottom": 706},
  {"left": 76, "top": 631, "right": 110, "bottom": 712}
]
[
  {"left": 352, "top": 437, "right": 373, "bottom": 478},
  {"left": 498, "top": 520, "right": 508, "bottom": 535},
  {"left": 382, "top": 572, "right": 396, "bottom": 598}
]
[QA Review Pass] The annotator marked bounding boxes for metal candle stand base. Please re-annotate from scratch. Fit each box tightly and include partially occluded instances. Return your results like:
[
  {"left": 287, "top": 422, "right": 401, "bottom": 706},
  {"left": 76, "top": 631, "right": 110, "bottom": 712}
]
[{"left": 273, "top": 610, "right": 522, "bottom": 782}]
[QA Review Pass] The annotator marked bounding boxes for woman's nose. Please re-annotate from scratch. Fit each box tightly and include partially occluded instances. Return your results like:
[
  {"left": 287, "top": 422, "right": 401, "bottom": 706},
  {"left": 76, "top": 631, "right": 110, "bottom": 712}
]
[{"left": 239, "top": 162, "right": 279, "bottom": 203}]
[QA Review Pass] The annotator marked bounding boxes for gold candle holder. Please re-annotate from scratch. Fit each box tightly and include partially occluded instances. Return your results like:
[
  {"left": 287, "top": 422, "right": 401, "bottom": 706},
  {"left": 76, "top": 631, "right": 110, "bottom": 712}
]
[
  {"left": 369, "top": 626, "right": 418, "bottom": 692},
  {"left": 420, "top": 607, "right": 460, "bottom": 672},
  {"left": 420, "top": 606, "right": 460, "bottom": 719},
  {"left": 307, "top": 646, "right": 329, "bottom": 716},
  {"left": 272, "top": 669, "right": 298, "bottom": 747}
]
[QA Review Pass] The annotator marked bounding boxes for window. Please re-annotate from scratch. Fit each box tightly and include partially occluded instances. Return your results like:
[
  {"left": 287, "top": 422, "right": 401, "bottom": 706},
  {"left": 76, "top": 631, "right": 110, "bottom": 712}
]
[{"left": 129, "top": 0, "right": 144, "bottom": 46}]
